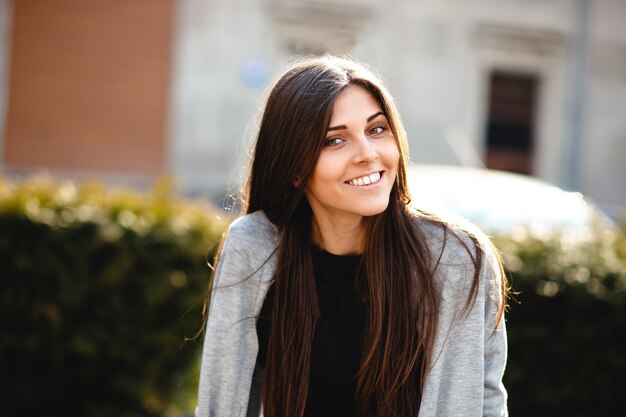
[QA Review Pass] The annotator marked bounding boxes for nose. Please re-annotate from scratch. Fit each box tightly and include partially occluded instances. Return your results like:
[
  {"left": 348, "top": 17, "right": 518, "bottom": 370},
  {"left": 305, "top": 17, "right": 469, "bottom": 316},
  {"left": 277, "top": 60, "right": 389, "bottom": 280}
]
[{"left": 353, "top": 136, "right": 378, "bottom": 164}]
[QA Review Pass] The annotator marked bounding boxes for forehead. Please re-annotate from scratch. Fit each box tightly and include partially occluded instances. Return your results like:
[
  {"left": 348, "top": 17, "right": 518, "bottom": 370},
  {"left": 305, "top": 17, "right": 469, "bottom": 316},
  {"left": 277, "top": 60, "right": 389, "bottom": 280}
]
[{"left": 329, "top": 85, "right": 383, "bottom": 123}]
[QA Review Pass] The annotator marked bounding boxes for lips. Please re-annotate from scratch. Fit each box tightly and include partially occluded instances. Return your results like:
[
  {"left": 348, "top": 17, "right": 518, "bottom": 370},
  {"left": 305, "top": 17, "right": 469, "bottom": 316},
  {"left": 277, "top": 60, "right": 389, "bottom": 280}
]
[{"left": 345, "top": 171, "right": 382, "bottom": 186}]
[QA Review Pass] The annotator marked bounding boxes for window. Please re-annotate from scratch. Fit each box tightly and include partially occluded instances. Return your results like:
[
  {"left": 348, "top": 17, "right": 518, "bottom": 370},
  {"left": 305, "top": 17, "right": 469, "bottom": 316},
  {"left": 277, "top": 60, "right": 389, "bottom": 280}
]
[{"left": 485, "top": 71, "right": 538, "bottom": 175}]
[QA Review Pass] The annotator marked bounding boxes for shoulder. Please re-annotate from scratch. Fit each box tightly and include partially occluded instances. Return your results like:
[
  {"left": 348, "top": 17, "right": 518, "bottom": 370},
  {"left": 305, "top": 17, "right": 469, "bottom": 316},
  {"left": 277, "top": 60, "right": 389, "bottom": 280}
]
[
  {"left": 217, "top": 210, "right": 279, "bottom": 278},
  {"left": 227, "top": 210, "right": 279, "bottom": 247},
  {"left": 412, "top": 212, "right": 501, "bottom": 288},
  {"left": 412, "top": 213, "right": 484, "bottom": 263}
]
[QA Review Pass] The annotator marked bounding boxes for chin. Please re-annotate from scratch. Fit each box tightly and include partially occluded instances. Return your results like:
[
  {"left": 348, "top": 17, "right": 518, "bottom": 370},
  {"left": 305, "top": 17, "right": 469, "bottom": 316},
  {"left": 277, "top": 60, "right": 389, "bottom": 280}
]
[{"left": 357, "top": 201, "right": 390, "bottom": 217}]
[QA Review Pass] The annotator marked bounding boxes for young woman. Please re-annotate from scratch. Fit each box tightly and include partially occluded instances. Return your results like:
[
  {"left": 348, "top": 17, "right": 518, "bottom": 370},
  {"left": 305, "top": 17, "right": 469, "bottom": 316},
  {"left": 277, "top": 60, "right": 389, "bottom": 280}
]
[{"left": 196, "top": 55, "right": 509, "bottom": 417}]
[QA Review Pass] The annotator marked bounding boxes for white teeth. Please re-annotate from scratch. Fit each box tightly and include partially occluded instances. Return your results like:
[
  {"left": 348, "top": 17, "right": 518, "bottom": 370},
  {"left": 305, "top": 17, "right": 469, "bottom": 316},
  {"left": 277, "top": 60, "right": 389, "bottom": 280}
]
[{"left": 347, "top": 172, "right": 381, "bottom": 186}]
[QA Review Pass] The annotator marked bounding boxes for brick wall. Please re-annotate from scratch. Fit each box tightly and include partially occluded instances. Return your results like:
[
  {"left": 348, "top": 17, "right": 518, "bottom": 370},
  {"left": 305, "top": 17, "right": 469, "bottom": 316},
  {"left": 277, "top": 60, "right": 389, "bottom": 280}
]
[{"left": 3, "top": 0, "right": 174, "bottom": 176}]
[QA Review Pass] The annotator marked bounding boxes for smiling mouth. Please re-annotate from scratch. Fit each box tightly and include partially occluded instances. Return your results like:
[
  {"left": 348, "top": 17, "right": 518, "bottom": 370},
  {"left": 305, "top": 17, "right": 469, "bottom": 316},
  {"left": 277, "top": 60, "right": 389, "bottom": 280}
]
[{"left": 345, "top": 171, "right": 383, "bottom": 186}]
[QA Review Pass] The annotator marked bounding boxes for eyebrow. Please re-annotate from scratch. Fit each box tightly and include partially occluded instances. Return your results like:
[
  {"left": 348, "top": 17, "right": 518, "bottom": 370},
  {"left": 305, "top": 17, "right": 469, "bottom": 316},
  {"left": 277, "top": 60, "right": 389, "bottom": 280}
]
[{"left": 327, "top": 111, "right": 385, "bottom": 132}]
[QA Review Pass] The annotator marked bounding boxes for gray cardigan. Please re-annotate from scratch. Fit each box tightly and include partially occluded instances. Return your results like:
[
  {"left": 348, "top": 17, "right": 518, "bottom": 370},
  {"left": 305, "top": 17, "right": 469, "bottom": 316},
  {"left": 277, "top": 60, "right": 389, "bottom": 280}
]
[{"left": 196, "top": 210, "right": 508, "bottom": 416}]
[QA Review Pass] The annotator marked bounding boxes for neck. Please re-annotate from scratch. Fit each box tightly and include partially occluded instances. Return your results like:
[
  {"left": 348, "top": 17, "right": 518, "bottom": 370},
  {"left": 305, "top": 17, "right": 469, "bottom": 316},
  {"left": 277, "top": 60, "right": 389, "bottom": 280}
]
[{"left": 310, "top": 215, "right": 365, "bottom": 255}]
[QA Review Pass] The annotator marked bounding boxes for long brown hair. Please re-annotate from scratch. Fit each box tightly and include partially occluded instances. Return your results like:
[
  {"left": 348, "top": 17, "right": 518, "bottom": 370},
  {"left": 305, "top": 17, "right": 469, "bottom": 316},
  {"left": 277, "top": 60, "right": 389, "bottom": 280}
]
[{"left": 239, "top": 55, "right": 507, "bottom": 416}]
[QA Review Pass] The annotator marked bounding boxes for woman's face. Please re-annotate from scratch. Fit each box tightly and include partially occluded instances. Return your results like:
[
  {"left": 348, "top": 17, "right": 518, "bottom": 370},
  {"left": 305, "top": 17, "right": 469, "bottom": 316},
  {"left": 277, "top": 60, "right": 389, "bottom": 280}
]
[{"left": 304, "top": 84, "right": 400, "bottom": 227}]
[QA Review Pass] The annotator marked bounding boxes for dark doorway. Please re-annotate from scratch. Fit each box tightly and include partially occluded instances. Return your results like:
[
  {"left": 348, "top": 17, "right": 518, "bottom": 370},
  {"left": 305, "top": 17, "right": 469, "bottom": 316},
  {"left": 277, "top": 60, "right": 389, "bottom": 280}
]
[{"left": 485, "top": 72, "right": 538, "bottom": 175}]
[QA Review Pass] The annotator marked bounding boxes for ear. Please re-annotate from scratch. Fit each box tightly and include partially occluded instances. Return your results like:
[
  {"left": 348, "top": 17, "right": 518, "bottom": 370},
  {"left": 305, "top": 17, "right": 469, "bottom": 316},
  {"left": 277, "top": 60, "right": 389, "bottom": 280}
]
[{"left": 293, "top": 176, "right": 301, "bottom": 187}]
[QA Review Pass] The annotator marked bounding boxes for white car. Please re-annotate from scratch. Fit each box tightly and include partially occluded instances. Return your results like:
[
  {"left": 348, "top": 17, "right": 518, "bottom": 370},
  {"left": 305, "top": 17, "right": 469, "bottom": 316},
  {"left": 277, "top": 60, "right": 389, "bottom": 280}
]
[{"left": 406, "top": 164, "right": 615, "bottom": 237}]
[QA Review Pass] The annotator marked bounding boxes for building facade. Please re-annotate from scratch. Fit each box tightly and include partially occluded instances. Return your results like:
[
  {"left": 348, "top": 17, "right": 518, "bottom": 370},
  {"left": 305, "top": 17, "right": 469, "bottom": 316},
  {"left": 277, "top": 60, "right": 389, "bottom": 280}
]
[{"left": 1, "top": 0, "right": 625, "bottom": 215}]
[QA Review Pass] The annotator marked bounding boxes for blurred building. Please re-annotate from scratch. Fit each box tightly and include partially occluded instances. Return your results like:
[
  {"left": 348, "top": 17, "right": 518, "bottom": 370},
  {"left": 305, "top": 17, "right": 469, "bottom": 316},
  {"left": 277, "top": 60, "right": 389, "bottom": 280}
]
[
  {"left": 0, "top": 0, "right": 624, "bottom": 215},
  {"left": 0, "top": 0, "right": 174, "bottom": 186}
]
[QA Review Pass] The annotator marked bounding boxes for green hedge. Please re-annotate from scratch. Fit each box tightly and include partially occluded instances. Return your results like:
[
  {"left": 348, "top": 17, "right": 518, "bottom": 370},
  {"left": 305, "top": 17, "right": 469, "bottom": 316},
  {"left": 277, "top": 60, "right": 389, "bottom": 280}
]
[
  {"left": 1, "top": 174, "right": 625, "bottom": 416},
  {"left": 0, "top": 174, "right": 229, "bottom": 417},
  {"left": 494, "top": 224, "right": 626, "bottom": 416}
]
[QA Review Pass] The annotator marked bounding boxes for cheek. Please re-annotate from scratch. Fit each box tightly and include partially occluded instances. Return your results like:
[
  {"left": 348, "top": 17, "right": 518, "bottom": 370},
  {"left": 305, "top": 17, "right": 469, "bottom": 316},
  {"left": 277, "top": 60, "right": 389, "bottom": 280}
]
[
  {"left": 310, "top": 153, "right": 342, "bottom": 183},
  {"left": 382, "top": 141, "right": 401, "bottom": 170},
  {"left": 306, "top": 159, "right": 331, "bottom": 197}
]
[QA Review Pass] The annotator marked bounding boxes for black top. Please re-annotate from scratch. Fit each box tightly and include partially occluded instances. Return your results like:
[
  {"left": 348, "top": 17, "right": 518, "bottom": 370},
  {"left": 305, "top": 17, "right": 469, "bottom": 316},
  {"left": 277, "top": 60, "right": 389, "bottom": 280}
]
[{"left": 256, "top": 245, "right": 365, "bottom": 417}]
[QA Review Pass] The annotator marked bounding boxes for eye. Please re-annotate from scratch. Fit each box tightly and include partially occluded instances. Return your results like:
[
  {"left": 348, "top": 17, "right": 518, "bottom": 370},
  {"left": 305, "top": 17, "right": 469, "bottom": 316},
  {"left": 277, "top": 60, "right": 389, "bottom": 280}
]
[
  {"left": 368, "top": 123, "right": 387, "bottom": 136},
  {"left": 324, "top": 136, "right": 344, "bottom": 147}
]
